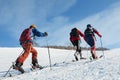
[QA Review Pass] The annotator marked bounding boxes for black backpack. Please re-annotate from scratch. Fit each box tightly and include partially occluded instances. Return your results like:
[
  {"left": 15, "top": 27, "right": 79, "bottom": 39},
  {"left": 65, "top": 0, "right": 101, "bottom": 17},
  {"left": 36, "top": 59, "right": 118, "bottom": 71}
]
[
  {"left": 84, "top": 28, "right": 94, "bottom": 36},
  {"left": 70, "top": 28, "right": 79, "bottom": 37}
]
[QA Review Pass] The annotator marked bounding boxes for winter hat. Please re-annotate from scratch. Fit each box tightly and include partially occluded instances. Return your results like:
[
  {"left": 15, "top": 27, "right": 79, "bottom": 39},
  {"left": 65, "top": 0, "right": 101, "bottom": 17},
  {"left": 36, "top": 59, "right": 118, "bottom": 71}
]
[
  {"left": 30, "top": 24, "right": 36, "bottom": 28},
  {"left": 87, "top": 24, "right": 92, "bottom": 29},
  {"left": 87, "top": 24, "right": 92, "bottom": 28}
]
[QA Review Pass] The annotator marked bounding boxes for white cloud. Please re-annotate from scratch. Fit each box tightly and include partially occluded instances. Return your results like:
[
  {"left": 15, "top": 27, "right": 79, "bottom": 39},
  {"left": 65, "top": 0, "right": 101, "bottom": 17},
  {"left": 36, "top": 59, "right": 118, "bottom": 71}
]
[
  {"left": 1, "top": 0, "right": 120, "bottom": 48},
  {"left": 0, "top": 0, "right": 76, "bottom": 41},
  {"left": 89, "top": 2, "right": 120, "bottom": 48},
  {"left": 0, "top": 0, "right": 76, "bottom": 24}
]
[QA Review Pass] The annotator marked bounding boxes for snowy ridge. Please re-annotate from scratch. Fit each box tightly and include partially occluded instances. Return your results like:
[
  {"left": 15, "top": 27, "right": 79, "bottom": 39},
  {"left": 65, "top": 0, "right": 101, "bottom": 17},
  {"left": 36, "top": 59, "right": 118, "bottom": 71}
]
[{"left": 0, "top": 48, "right": 120, "bottom": 80}]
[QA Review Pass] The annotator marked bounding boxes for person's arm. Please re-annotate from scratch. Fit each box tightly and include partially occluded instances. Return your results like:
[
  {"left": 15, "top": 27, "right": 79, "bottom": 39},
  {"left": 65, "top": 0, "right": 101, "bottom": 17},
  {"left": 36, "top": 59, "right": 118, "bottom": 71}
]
[
  {"left": 32, "top": 28, "right": 47, "bottom": 37},
  {"left": 77, "top": 30, "right": 84, "bottom": 37},
  {"left": 93, "top": 28, "right": 102, "bottom": 37},
  {"left": 77, "top": 30, "right": 86, "bottom": 41}
]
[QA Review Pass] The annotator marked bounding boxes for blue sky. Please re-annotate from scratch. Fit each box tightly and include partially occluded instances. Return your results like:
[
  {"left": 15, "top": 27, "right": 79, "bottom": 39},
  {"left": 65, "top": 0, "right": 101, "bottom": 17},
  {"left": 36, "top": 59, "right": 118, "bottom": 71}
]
[{"left": 0, "top": 0, "right": 120, "bottom": 49}]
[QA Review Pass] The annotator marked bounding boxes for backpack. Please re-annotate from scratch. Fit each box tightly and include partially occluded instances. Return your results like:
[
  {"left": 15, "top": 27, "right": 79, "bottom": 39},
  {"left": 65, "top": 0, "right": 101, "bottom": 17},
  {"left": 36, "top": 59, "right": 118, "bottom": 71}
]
[
  {"left": 70, "top": 28, "right": 79, "bottom": 37},
  {"left": 84, "top": 28, "right": 94, "bottom": 36},
  {"left": 19, "top": 28, "right": 31, "bottom": 43}
]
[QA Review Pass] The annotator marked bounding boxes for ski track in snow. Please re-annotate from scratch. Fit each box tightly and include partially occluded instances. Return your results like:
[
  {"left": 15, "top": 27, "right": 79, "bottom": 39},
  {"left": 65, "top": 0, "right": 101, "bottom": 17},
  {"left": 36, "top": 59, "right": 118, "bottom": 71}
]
[{"left": 0, "top": 48, "right": 120, "bottom": 80}]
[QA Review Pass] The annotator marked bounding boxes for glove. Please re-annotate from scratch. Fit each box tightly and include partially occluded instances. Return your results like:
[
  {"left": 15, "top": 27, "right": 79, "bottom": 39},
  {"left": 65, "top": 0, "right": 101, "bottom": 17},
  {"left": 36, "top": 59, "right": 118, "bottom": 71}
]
[
  {"left": 44, "top": 32, "right": 48, "bottom": 36},
  {"left": 99, "top": 35, "right": 102, "bottom": 37}
]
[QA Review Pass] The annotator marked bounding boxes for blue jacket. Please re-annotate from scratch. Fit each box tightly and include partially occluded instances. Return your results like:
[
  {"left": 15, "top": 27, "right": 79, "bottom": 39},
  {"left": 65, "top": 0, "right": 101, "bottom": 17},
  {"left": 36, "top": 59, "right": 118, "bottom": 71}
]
[{"left": 32, "top": 28, "right": 46, "bottom": 37}]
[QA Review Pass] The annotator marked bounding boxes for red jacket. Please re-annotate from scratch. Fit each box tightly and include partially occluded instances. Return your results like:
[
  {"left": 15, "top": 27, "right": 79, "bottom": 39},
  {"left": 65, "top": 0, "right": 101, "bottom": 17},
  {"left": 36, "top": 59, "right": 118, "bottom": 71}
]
[
  {"left": 93, "top": 28, "right": 102, "bottom": 37},
  {"left": 70, "top": 29, "right": 84, "bottom": 42},
  {"left": 19, "top": 28, "right": 32, "bottom": 44}
]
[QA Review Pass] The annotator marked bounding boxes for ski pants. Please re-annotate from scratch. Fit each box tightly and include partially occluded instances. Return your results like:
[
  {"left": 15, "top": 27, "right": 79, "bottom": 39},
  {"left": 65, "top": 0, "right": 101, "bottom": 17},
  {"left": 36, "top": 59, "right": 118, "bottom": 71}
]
[
  {"left": 85, "top": 35, "right": 98, "bottom": 59},
  {"left": 71, "top": 40, "right": 82, "bottom": 58},
  {"left": 17, "top": 42, "right": 38, "bottom": 64},
  {"left": 71, "top": 40, "right": 81, "bottom": 52}
]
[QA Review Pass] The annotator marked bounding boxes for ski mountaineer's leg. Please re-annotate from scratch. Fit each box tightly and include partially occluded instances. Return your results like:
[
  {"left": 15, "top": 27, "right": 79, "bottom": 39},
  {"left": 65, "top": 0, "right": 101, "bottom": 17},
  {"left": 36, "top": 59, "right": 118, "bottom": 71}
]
[
  {"left": 78, "top": 47, "right": 86, "bottom": 59},
  {"left": 13, "top": 42, "right": 32, "bottom": 73},
  {"left": 76, "top": 40, "right": 86, "bottom": 59},
  {"left": 77, "top": 46, "right": 83, "bottom": 59},
  {"left": 91, "top": 46, "right": 98, "bottom": 59},
  {"left": 86, "top": 36, "right": 98, "bottom": 59},
  {"left": 74, "top": 51, "right": 78, "bottom": 61},
  {"left": 17, "top": 43, "right": 32, "bottom": 63},
  {"left": 74, "top": 40, "right": 79, "bottom": 61},
  {"left": 31, "top": 47, "right": 43, "bottom": 69},
  {"left": 71, "top": 40, "right": 78, "bottom": 61},
  {"left": 76, "top": 40, "right": 82, "bottom": 58}
]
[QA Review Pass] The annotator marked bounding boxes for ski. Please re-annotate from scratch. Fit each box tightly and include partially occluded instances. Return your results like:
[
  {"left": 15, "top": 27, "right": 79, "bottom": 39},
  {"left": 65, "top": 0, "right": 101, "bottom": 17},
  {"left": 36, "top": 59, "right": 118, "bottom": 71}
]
[
  {"left": 1, "top": 65, "right": 46, "bottom": 78},
  {"left": 30, "top": 65, "right": 44, "bottom": 71},
  {"left": 72, "top": 57, "right": 86, "bottom": 62},
  {"left": 83, "top": 55, "right": 104, "bottom": 64}
]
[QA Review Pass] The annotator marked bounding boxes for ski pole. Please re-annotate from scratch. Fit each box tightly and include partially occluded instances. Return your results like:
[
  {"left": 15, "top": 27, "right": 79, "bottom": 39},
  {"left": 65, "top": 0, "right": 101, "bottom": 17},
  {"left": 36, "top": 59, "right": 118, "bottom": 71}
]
[
  {"left": 100, "top": 37, "right": 105, "bottom": 58},
  {"left": 46, "top": 36, "right": 52, "bottom": 70},
  {"left": 17, "top": 50, "right": 24, "bottom": 58},
  {"left": 63, "top": 48, "right": 76, "bottom": 63},
  {"left": 3, "top": 50, "right": 24, "bottom": 77},
  {"left": 3, "top": 65, "right": 13, "bottom": 77},
  {"left": 63, "top": 52, "right": 72, "bottom": 63}
]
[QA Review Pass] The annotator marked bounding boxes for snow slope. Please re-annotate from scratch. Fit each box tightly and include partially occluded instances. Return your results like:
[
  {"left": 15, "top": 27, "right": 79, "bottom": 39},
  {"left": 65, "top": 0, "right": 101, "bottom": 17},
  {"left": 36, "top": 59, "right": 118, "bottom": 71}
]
[{"left": 0, "top": 47, "right": 120, "bottom": 80}]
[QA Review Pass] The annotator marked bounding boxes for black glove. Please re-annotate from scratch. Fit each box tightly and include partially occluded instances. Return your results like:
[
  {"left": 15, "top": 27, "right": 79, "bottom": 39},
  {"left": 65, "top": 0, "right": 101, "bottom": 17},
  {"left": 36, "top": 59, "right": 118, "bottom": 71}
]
[
  {"left": 99, "top": 35, "right": 102, "bottom": 38},
  {"left": 44, "top": 32, "right": 48, "bottom": 36}
]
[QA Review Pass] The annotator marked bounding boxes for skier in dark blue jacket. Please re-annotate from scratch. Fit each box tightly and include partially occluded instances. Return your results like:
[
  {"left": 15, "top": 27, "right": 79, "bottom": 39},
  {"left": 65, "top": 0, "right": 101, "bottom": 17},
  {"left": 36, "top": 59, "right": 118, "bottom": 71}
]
[{"left": 84, "top": 24, "right": 102, "bottom": 59}]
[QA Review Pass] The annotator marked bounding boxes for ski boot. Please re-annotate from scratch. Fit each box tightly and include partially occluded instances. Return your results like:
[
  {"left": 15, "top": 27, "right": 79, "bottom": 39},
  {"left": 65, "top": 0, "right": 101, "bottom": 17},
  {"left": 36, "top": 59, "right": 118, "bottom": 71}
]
[
  {"left": 32, "top": 59, "right": 43, "bottom": 70},
  {"left": 32, "top": 63, "right": 43, "bottom": 70},
  {"left": 12, "top": 62, "right": 25, "bottom": 73},
  {"left": 74, "top": 55, "right": 78, "bottom": 61},
  {"left": 80, "top": 57, "right": 86, "bottom": 60},
  {"left": 80, "top": 53, "right": 86, "bottom": 60},
  {"left": 91, "top": 51, "right": 98, "bottom": 60}
]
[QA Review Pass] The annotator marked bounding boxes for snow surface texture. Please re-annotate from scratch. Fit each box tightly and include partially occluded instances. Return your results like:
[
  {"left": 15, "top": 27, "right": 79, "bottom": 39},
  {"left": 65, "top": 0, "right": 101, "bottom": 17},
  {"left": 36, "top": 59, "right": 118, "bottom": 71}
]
[{"left": 0, "top": 47, "right": 120, "bottom": 80}]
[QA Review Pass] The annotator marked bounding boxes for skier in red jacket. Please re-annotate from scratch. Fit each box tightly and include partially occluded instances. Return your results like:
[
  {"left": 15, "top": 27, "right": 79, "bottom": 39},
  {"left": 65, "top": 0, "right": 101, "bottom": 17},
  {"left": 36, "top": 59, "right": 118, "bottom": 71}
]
[
  {"left": 84, "top": 24, "right": 102, "bottom": 59},
  {"left": 13, "top": 24, "right": 48, "bottom": 73},
  {"left": 70, "top": 28, "right": 85, "bottom": 61}
]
